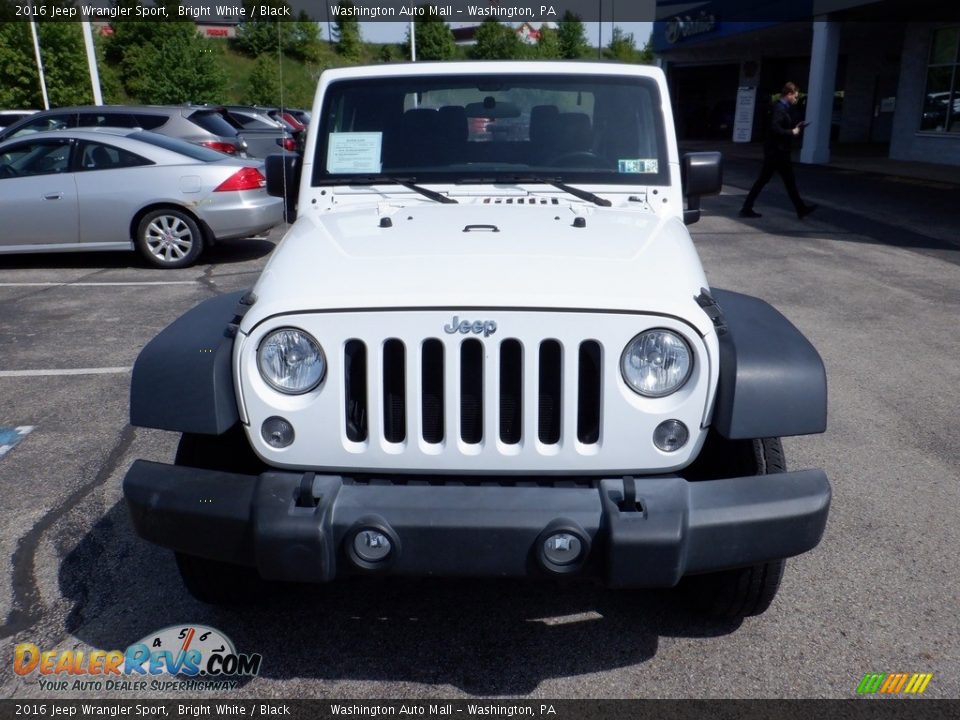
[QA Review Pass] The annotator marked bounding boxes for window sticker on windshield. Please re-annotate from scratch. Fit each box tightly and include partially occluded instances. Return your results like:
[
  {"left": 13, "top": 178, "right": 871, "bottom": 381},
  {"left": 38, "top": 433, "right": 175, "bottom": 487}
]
[
  {"left": 327, "top": 132, "right": 382, "bottom": 173},
  {"left": 618, "top": 159, "right": 659, "bottom": 174}
]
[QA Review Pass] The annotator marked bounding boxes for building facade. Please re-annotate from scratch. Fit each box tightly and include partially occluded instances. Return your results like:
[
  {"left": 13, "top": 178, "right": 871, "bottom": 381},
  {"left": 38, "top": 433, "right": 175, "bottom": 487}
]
[{"left": 653, "top": 0, "right": 960, "bottom": 167}]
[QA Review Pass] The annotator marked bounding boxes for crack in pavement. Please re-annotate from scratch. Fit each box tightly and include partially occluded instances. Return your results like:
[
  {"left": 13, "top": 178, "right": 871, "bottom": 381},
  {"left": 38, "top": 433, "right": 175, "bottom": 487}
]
[
  {"left": 198, "top": 263, "right": 219, "bottom": 296},
  {"left": 0, "top": 424, "right": 136, "bottom": 641}
]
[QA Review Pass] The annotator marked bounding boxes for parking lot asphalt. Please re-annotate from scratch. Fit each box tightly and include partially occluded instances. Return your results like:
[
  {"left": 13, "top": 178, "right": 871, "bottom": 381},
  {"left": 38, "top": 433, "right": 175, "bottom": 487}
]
[{"left": 1, "top": 163, "right": 959, "bottom": 700}]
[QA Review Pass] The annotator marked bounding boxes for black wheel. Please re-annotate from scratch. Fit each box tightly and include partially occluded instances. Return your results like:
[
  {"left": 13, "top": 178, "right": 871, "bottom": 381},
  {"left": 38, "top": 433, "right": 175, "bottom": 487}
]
[
  {"left": 680, "top": 436, "right": 788, "bottom": 620},
  {"left": 173, "top": 425, "right": 269, "bottom": 604},
  {"left": 136, "top": 208, "right": 204, "bottom": 269}
]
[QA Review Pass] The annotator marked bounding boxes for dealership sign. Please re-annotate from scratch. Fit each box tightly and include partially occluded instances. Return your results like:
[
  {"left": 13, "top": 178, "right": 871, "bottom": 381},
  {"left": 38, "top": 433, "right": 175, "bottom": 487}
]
[{"left": 664, "top": 11, "right": 718, "bottom": 43}]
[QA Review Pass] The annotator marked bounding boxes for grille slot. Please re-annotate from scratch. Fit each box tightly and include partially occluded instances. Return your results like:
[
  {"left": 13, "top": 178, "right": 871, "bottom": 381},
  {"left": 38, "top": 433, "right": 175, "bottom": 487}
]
[
  {"left": 577, "top": 341, "right": 602, "bottom": 444},
  {"left": 421, "top": 339, "right": 444, "bottom": 443},
  {"left": 499, "top": 339, "right": 523, "bottom": 444},
  {"left": 538, "top": 340, "right": 562, "bottom": 444},
  {"left": 344, "top": 340, "right": 367, "bottom": 442},
  {"left": 382, "top": 339, "right": 406, "bottom": 443},
  {"left": 460, "top": 339, "right": 484, "bottom": 444}
]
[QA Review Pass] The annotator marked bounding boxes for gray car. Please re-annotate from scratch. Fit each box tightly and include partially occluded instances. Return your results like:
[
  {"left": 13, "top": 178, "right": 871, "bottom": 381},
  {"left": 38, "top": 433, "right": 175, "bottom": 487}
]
[
  {"left": 0, "top": 128, "right": 283, "bottom": 268},
  {"left": 222, "top": 106, "right": 296, "bottom": 157},
  {"left": 0, "top": 109, "right": 37, "bottom": 131},
  {"left": 0, "top": 105, "right": 249, "bottom": 157}
]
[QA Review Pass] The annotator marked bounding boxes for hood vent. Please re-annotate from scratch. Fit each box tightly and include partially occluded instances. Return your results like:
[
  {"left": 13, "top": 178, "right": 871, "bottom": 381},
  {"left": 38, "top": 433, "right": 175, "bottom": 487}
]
[{"left": 480, "top": 197, "right": 560, "bottom": 205}]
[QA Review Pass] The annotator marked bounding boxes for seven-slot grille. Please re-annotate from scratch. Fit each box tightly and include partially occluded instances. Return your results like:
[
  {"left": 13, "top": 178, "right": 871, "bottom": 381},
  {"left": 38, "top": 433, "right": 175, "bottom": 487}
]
[{"left": 343, "top": 337, "right": 603, "bottom": 448}]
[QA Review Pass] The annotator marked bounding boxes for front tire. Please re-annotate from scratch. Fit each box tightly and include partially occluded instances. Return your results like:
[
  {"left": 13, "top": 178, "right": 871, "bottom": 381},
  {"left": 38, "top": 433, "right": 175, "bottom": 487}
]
[
  {"left": 173, "top": 426, "right": 267, "bottom": 604},
  {"left": 136, "top": 208, "right": 204, "bottom": 269},
  {"left": 680, "top": 436, "right": 788, "bottom": 620}
]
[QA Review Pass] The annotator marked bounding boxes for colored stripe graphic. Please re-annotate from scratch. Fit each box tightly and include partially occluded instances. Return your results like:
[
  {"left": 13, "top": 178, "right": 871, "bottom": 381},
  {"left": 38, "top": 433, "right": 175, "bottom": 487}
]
[
  {"left": 857, "top": 673, "right": 933, "bottom": 695},
  {"left": 881, "top": 673, "right": 908, "bottom": 694},
  {"left": 913, "top": 674, "right": 933, "bottom": 694},
  {"left": 857, "top": 673, "right": 886, "bottom": 694}
]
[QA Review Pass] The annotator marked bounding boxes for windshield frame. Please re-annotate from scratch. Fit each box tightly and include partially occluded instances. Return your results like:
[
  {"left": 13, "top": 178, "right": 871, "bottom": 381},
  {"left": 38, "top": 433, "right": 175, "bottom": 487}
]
[{"left": 311, "top": 72, "right": 671, "bottom": 189}]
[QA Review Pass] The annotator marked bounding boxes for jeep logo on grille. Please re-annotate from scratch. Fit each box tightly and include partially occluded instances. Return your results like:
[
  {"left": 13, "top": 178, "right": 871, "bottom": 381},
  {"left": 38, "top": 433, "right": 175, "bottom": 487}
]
[{"left": 444, "top": 316, "right": 497, "bottom": 337}]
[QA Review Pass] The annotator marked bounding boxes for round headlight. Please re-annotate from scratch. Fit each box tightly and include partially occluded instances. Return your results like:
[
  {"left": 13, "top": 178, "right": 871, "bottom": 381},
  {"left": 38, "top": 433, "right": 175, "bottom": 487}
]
[
  {"left": 257, "top": 328, "right": 325, "bottom": 394},
  {"left": 620, "top": 329, "right": 693, "bottom": 397}
]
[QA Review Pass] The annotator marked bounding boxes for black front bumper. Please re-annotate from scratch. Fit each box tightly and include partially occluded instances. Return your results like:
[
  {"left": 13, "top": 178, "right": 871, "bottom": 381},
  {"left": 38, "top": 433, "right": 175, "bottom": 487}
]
[{"left": 123, "top": 461, "right": 830, "bottom": 587}]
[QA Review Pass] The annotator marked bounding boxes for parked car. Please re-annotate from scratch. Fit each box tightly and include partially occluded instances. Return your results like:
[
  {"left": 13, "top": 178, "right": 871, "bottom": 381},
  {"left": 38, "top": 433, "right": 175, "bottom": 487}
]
[
  {"left": 0, "top": 110, "right": 37, "bottom": 131},
  {"left": 0, "top": 128, "right": 283, "bottom": 268},
  {"left": 222, "top": 106, "right": 297, "bottom": 157},
  {"left": 284, "top": 109, "right": 311, "bottom": 126},
  {"left": 267, "top": 109, "right": 306, "bottom": 133},
  {"left": 0, "top": 105, "right": 249, "bottom": 157}
]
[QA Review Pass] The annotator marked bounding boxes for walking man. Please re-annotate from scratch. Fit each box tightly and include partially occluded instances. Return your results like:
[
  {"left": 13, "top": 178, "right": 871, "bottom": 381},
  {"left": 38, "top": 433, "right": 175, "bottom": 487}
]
[{"left": 740, "top": 82, "right": 818, "bottom": 219}]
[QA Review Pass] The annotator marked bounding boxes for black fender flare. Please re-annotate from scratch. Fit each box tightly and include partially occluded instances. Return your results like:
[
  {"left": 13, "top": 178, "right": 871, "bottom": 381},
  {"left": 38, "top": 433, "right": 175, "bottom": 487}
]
[
  {"left": 709, "top": 289, "right": 827, "bottom": 440},
  {"left": 130, "top": 291, "right": 248, "bottom": 435}
]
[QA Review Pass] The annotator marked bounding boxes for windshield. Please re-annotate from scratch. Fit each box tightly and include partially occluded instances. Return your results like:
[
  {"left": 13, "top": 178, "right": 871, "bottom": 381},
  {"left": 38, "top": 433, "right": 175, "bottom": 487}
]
[{"left": 312, "top": 73, "right": 669, "bottom": 187}]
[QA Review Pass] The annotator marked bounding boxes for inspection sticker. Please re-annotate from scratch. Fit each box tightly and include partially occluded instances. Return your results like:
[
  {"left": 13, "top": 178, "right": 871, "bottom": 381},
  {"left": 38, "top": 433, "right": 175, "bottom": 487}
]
[
  {"left": 618, "top": 158, "right": 659, "bottom": 174},
  {"left": 0, "top": 425, "right": 33, "bottom": 460}
]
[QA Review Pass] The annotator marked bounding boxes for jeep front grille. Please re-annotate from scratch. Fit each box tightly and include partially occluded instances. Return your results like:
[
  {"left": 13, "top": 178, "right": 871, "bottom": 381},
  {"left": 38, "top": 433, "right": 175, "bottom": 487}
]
[
  {"left": 242, "top": 310, "right": 712, "bottom": 473},
  {"left": 342, "top": 336, "right": 604, "bottom": 448}
]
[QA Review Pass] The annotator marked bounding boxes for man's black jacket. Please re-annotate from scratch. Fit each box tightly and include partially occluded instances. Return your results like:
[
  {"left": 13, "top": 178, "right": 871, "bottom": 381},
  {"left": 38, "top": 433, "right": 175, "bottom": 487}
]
[{"left": 763, "top": 100, "right": 797, "bottom": 155}]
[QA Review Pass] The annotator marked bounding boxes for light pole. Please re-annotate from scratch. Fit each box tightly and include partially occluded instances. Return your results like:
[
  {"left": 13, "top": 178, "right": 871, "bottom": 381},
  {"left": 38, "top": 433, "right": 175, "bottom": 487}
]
[
  {"left": 81, "top": 21, "right": 103, "bottom": 105},
  {"left": 597, "top": 0, "right": 602, "bottom": 58},
  {"left": 28, "top": 2, "right": 49, "bottom": 110}
]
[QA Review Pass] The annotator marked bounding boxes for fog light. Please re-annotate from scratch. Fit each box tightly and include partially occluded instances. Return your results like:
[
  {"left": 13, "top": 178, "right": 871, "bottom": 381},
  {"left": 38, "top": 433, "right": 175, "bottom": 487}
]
[
  {"left": 353, "top": 530, "right": 392, "bottom": 563},
  {"left": 261, "top": 416, "right": 294, "bottom": 448},
  {"left": 543, "top": 533, "right": 583, "bottom": 566},
  {"left": 653, "top": 419, "right": 688, "bottom": 452}
]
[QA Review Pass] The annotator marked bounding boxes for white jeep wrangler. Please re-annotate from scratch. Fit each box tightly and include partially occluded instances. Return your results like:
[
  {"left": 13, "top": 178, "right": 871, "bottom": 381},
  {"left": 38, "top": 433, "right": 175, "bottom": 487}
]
[{"left": 125, "top": 62, "right": 830, "bottom": 620}]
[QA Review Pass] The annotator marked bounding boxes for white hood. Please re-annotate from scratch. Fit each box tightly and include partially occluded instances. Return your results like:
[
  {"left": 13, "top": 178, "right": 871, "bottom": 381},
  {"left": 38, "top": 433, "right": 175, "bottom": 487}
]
[{"left": 242, "top": 201, "right": 713, "bottom": 335}]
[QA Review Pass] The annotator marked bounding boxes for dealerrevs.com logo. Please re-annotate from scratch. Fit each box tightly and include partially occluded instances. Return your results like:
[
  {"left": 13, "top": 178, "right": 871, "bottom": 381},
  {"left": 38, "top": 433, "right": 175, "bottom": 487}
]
[{"left": 14, "top": 625, "right": 262, "bottom": 692}]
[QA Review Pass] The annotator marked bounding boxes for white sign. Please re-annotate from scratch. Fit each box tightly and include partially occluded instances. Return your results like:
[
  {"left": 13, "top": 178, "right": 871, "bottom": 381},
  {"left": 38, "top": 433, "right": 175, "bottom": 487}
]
[
  {"left": 326, "top": 132, "right": 382, "bottom": 174},
  {"left": 733, "top": 86, "right": 757, "bottom": 143}
]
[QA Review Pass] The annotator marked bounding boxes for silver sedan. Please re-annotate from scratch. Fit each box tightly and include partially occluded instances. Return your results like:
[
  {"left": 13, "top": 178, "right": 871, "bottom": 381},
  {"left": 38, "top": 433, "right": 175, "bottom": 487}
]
[{"left": 0, "top": 128, "right": 284, "bottom": 268}]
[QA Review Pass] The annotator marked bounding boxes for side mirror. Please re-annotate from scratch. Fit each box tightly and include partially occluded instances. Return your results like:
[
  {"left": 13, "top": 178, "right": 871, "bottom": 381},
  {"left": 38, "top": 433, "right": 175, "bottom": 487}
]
[
  {"left": 681, "top": 151, "right": 723, "bottom": 225},
  {"left": 266, "top": 153, "right": 300, "bottom": 222}
]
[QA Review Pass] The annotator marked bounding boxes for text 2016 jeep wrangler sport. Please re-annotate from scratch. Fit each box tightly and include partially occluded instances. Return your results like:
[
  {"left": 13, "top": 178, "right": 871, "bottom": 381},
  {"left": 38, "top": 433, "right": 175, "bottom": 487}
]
[{"left": 124, "top": 62, "right": 830, "bottom": 620}]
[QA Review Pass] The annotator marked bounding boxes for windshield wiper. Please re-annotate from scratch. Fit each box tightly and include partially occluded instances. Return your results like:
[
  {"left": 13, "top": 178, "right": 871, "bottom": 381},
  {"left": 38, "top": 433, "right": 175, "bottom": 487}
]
[
  {"left": 320, "top": 176, "right": 457, "bottom": 204},
  {"left": 386, "top": 177, "right": 458, "bottom": 204},
  {"left": 469, "top": 175, "right": 612, "bottom": 207},
  {"left": 540, "top": 178, "right": 611, "bottom": 207}
]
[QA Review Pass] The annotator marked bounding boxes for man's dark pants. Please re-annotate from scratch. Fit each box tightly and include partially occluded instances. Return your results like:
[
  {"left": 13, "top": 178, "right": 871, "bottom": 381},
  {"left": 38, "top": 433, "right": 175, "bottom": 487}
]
[{"left": 742, "top": 150, "right": 805, "bottom": 212}]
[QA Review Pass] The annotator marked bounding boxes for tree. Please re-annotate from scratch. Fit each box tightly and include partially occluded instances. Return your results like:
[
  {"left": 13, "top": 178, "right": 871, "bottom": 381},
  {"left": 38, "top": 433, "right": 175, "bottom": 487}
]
[
  {"left": 290, "top": 10, "right": 322, "bottom": 62},
  {"left": 120, "top": 23, "right": 225, "bottom": 104},
  {"left": 536, "top": 24, "right": 560, "bottom": 59},
  {"left": 332, "top": 1, "right": 362, "bottom": 60},
  {"left": 233, "top": 0, "right": 294, "bottom": 58},
  {"left": 637, "top": 39, "right": 655, "bottom": 65},
  {"left": 408, "top": 6, "right": 455, "bottom": 61},
  {"left": 606, "top": 26, "right": 636, "bottom": 62},
  {"left": 0, "top": 22, "right": 93, "bottom": 107},
  {"left": 380, "top": 43, "right": 397, "bottom": 63},
  {"left": 103, "top": 1, "right": 163, "bottom": 63},
  {"left": 470, "top": 18, "right": 522, "bottom": 60},
  {"left": 558, "top": 11, "right": 589, "bottom": 59},
  {"left": 245, "top": 54, "right": 281, "bottom": 105}
]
